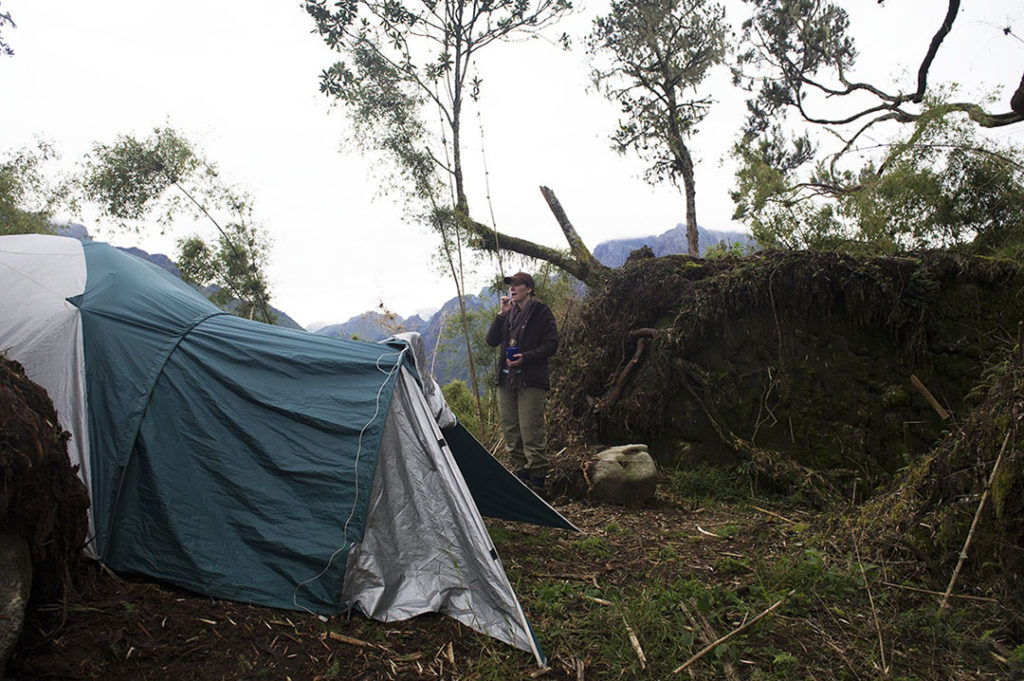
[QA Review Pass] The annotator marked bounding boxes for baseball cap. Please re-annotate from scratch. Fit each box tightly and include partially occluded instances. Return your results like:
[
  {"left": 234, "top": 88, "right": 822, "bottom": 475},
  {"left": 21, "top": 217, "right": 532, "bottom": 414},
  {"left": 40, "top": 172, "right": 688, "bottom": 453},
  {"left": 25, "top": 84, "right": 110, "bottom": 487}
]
[{"left": 503, "top": 271, "right": 535, "bottom": 289}]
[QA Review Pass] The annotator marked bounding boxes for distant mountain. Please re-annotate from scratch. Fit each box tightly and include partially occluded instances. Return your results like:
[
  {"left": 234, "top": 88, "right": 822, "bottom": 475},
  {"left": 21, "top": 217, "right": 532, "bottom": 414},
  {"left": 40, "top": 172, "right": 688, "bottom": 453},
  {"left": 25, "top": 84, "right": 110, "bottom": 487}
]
[
  {"left": 54, "top": 224, "right": 304, "bottom": 330},
  {"left": 314, "top": 310, "right": 430, "bottom": 342},
  {"left": 118, "top": 246, "right": 182, "bottom": 278},
  {"left": 593, "top": 223, "right": 754, "bottom": 267},
  {"left": 313, "top": 292, "right": 489, "bottom": 385},
  {"left": 311, "top": 223, "right": 757, "bottom": 385}
]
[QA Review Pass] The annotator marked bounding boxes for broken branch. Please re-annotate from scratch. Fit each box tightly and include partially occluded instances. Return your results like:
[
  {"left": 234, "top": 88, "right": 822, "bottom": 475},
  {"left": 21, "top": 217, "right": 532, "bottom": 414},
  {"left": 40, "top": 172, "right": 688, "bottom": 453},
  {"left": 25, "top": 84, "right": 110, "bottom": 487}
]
[{"left": 672, "top": 590, "right": 794, "bottom": 675}]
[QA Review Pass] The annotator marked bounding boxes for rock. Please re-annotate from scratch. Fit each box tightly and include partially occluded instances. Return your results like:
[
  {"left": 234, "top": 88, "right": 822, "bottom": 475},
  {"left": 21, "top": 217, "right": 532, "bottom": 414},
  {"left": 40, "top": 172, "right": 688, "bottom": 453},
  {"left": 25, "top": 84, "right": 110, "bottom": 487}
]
[
  {"left": 0, "top": 531, "right": 32, "bottom": 678},
  {"left": 585, "top": 444, "right": 657, "bottom": 505}
]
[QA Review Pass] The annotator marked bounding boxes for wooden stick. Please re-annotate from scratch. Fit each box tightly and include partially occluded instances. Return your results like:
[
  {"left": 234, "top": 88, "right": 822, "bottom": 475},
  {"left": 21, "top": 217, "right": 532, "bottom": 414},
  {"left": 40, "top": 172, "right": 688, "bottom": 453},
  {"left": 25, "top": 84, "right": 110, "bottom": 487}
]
[
  {"left": 751, "top": 506, "right": 795, "bottom": 524},
  {"left": 623, "top": 617, "right": 647, "bottom": 669},
  {"left": 324, "top": 631, "right": 386, "bottom": 649},
  {"left": 910, "top": 375, "right": 950, "bottom": 420},
  {"left": 595, "top": 335, "right": 650, "bottom": 413},
  {"left": 940, "top": 430, "right": 1012, "bottom": 609},
  {"left": 672, "top": 590, "right": 794, "bottom": 675},
  {"left": 879, "top": 581, "right": 997, "bottom": 603}
]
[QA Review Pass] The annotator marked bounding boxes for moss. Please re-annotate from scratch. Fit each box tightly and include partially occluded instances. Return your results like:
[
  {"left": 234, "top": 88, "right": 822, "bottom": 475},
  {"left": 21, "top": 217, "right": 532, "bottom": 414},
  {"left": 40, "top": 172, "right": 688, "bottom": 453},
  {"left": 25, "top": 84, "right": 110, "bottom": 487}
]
[{"left": 990, "top": 458, "right": 1018, "bottom": 520}]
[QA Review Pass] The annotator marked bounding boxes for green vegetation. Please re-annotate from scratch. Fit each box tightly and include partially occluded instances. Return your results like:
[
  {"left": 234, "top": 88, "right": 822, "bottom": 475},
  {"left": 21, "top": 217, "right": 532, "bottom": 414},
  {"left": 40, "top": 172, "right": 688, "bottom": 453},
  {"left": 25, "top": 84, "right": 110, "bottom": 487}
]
[
  {"left": 731, "top": 2, "right": 1024, "bottom": 257},
  {"left": 664, "top": 463, "right": 758, "bottom": 505},
  {"left": 441, "top": 379, "right": 497, "bottom": 442},
  {"left": 80, "top": 127, "right": 276, "bottom": 323},
  {"left": 734, "top": 99, "right": 1024, "bottom": 255},
  {"left": 0, "top": 141, "right": 63, "bottom": 236},
  {"left": 466, "top": 494, "right": 1014, "bottom": 679}
]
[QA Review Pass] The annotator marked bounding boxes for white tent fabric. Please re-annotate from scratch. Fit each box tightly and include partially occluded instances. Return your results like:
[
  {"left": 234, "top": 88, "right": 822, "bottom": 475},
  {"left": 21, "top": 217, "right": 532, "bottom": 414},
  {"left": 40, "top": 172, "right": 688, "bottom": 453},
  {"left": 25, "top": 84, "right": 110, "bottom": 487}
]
[
  {"left": 0, "top": 235, "right": 96, "bottom": 555},
  {"left": 387, "top": 331, "right": 457, "bottom": 429}
]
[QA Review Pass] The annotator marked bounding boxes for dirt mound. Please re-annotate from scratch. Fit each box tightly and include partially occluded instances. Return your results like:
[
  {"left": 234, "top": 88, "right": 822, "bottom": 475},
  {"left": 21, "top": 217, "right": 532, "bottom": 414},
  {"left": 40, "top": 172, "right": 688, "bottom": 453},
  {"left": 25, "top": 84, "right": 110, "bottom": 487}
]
[
  {"left": 0, "top": 355, "right": 90, "bottom": 601},
  {"left": 549, "top": 250, "right": 1024, "bottom": 499}
]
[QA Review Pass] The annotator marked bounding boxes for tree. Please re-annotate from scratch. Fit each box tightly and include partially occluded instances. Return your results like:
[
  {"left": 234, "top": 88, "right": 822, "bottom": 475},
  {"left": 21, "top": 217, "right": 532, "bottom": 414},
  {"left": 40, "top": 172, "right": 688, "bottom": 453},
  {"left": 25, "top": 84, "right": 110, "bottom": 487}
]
[
  {"left": 0, "top": 2, "right": 15, "bottom": 57},
  {"left": 0, "top": 141, "right": 63, "bottom": 236},
  {"left": 305, "top": 0, "right": 574, "bottom": 432},
  {"left": 736, "top": 0, "right": 1024, "bottom": 139},
  {"left": 731, "top": 0, "right": 1024, "bottom": 251},
  {"left": 79, "top": 127, "right": 275, "bottom": 323},
  {"left": 734, "top": 102, "right": 1024, "bottom": 254},
  {"left": 586, "top": 0, "right": 728, "bottom": 256},
  {"left": 176, "top": 225, "right": 274, "bottom": 322}
]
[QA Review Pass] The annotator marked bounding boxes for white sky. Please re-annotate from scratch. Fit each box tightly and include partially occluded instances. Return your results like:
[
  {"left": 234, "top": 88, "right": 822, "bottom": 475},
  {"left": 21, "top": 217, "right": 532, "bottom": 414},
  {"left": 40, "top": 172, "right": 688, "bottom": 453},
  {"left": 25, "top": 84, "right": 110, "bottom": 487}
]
[{"left": 2, "top": 0, "right": 1022, "bottom": 327}]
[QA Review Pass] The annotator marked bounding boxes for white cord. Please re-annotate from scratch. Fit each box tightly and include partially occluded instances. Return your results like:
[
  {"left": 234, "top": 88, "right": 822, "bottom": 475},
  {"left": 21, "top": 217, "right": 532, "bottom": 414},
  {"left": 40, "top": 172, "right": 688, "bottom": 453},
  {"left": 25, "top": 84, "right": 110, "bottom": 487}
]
[{"left": 291, "top": 346, "right": 408, "bottom": 613}]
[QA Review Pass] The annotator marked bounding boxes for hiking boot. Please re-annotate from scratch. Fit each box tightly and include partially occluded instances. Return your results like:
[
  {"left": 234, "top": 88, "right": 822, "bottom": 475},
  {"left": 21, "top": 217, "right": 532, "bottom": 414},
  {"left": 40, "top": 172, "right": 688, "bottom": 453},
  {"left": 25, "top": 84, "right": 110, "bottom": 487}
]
[{"left": 515, "top": 470, "right": 547, "bottom": 497}]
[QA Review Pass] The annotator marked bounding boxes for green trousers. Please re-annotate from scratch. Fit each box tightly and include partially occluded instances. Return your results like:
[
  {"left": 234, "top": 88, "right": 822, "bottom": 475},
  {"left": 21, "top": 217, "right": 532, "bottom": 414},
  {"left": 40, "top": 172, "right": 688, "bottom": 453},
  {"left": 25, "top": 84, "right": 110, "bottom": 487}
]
[{"left": 497, "top": 384, "right": 549, "bottom": 478}]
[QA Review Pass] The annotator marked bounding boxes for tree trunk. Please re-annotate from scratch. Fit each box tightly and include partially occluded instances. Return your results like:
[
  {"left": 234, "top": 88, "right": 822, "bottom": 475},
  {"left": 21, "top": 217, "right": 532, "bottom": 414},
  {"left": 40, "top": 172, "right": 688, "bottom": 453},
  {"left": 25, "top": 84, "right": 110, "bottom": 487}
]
[{"left": 680, "top": 149, "right": 698, "bottom": 257}]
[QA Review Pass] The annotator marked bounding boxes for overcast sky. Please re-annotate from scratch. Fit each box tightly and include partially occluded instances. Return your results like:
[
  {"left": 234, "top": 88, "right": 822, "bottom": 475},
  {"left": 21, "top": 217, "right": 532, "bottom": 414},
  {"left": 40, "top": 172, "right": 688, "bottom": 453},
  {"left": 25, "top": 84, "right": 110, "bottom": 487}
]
[{"left": 2, "top": 1, "right": 1022, "bottom": 327}]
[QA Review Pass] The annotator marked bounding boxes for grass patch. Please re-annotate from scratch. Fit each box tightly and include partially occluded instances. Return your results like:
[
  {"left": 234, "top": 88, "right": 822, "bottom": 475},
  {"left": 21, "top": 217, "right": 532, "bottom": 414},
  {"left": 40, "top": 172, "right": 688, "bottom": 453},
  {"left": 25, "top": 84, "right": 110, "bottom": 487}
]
[{"left": 663, "top": 463, "right": 758, "bottom": 505}]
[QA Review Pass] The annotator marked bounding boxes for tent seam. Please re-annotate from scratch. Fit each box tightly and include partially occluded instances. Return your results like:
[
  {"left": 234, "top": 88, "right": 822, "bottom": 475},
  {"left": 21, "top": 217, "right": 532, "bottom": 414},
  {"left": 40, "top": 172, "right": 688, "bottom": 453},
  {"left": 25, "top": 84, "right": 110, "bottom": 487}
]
[{"left": 100, "top": 310, "right": 231, "bottom": 561}]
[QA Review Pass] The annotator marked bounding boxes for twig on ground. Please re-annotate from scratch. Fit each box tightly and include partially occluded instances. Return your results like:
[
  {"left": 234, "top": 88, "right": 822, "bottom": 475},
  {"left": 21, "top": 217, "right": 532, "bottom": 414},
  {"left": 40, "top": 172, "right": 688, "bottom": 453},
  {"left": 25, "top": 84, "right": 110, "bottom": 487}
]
[
  {"left": 673, "top": 590, "right": 794, "bottom": 675},
  {"left": 323, "top": 631, "right": 389, "bottom": 650},
  {"left": 527, "top": 572, "right": 598, "bottom": 583},
  {"left": 880, "top": 581, "right": 998, "bottom": 603},
  {"left": 940, "top": 429, "right": 1012, "bottom": 610},
  {"left": 751, "top": 505, "right": 795, "bottom": 523},
  {"left": 622, "top": 617, "right": 647, "bottom": 669},
  {"left": 853, "top": 534, "right": 890, "bottom": 676}
]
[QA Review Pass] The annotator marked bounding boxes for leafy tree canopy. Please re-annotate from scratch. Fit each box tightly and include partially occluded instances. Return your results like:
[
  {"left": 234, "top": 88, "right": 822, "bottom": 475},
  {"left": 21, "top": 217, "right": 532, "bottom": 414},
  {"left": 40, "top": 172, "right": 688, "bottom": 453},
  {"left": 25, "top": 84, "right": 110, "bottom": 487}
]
[
  {"left": 79, "top": 127, "right": 276, "bottom": 323},
  {"left": 734, "top": 97, "right": 1024, "bottom": 256},
  {"left": 730, "top": 0, "right": 1024, "bottom": 255},
  {"left": 0, "top": 141, "right": 63, "bottom": 237}
]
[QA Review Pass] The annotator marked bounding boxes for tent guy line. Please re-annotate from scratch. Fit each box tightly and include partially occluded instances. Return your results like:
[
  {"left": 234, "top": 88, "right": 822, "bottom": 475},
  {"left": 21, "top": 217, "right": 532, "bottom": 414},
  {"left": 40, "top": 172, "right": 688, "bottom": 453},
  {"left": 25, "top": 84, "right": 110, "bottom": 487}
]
[{"left": 291, "top": 343, "right": 409, "bottom": 616}]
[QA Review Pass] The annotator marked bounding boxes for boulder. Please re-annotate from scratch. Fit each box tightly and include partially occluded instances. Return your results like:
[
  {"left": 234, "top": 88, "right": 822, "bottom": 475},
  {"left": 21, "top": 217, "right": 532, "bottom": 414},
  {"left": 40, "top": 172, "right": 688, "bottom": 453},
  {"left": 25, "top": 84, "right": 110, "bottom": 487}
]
[
  {"left": 0, "top": 531, "right": 32, "bottom": 678},
  {"left": 584, "top": 444, "right": 657, "bottom": 505}
]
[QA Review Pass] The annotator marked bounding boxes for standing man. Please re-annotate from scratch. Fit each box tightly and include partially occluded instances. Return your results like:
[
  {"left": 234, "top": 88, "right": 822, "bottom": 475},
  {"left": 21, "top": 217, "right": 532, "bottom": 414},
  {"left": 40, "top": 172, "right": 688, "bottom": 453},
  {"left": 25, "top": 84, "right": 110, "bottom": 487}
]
[{"left": 486, "top": 271, "right": 558, "bottom": 493}]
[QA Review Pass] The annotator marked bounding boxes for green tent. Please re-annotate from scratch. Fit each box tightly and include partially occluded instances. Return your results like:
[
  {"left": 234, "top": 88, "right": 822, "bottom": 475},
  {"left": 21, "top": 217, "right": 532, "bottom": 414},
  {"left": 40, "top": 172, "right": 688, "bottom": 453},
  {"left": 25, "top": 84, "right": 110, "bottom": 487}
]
[{"left": 0, "top": 234, "right": 574, "bottom": 664}]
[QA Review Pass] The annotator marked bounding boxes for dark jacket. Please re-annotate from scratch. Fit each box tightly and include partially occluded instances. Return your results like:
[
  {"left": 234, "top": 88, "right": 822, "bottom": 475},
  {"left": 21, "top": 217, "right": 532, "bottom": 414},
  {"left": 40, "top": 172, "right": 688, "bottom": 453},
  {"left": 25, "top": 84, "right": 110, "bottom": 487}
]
[{"left": 485, "top": 298, "right": 558, "bottom": 390}]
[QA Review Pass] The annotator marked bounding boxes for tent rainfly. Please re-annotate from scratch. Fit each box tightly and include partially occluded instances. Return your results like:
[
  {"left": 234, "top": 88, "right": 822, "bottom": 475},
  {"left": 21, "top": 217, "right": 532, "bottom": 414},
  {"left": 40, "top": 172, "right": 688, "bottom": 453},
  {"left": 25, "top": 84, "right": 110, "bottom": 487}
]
[{"left": 0, "top": 234, "right": 575, "bottom": 665}]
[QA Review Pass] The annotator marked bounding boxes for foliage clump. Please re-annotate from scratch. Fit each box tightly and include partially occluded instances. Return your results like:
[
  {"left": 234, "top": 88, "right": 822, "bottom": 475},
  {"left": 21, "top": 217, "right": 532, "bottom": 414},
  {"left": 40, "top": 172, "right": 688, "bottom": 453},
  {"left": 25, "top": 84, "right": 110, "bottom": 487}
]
[{"left": 858, "top": 327, "right": 1024, "bottom": 608}]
